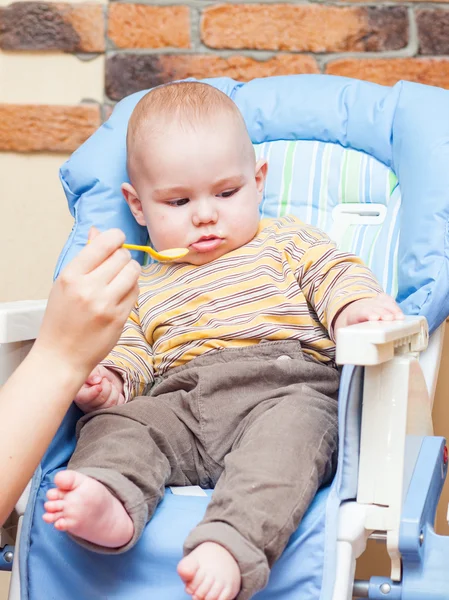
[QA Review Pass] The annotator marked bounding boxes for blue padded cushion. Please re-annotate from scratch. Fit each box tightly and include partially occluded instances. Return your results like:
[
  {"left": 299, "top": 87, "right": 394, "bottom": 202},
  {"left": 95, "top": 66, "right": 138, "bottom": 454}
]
[{"left": 57, "top": 75, "right": 449, "bottom": 333}]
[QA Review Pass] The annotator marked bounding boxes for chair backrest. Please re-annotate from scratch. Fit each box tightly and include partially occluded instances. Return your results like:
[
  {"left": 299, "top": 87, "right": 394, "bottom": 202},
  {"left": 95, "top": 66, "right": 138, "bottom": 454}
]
[
  {"left": 255, "top": 140, "right": 400, "bottom": 297},
  {"left": 57, "top": 75, "right": 449, "bottom": 333}
]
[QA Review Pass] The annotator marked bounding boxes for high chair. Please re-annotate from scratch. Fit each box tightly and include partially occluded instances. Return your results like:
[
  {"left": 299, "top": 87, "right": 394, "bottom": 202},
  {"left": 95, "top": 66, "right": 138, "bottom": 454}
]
[{"left": 1, "top": 74, "right": 449, "bottom": 600}]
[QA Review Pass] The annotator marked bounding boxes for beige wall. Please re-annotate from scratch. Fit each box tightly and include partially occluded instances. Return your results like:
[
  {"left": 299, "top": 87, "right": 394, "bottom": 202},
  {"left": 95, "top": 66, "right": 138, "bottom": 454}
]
[
  {"left": 0, "top": 153, "right": 74, "bottom": 301},
  {"left": 0, "top": 47, "right": 104, "bottom": 302}
]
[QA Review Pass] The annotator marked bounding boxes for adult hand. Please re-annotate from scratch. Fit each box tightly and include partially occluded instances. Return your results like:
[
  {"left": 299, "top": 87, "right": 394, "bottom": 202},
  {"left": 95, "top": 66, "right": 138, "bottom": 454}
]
[
  {"left": 0, "top": 228, "right": 140, "bottom": 525},
  {"left": 33, "top": 227, "right": 141, "bottom": 379}
]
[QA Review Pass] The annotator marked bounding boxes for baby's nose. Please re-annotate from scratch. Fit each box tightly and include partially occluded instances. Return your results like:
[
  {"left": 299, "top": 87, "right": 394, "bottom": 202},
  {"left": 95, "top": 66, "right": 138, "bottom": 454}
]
[{"left": 193, "top": 202, "right": 218, "bottom": 225}]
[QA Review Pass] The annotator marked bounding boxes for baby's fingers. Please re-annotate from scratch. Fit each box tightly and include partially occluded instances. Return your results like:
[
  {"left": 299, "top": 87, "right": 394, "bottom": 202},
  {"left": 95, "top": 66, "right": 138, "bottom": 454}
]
[
  {"left": 74, "top": 383, "right": 102, "bottom": 405},
  {"left": 96, "top": 378, "right": 122, "bottom": 409},
  {"left": 85, "top": 366, "right": 103, "bottom": 386},
  {"left": 377, "top": 294, "right": 404, "bottom": 320}
]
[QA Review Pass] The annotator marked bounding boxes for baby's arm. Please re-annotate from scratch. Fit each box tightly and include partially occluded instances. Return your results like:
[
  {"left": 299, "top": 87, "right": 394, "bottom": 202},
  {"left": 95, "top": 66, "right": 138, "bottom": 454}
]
[{"left": 296, "top": 231, "right": 397, "bottom": 340}]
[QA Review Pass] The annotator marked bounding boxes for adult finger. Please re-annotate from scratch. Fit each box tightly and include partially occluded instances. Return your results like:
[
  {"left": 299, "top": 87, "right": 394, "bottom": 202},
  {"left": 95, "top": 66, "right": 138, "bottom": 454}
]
[
  {"left": 67, "top": 229, "right": 126, "bottom": 276},
  {"left": 108, "top": 259, "right": 141, "bottom": 304},
  {"left": 89, "top": 247, "right": 134, "bottom": 286},
  {"left": 115, "top": 282, "right": 140, "bottom": 326}
]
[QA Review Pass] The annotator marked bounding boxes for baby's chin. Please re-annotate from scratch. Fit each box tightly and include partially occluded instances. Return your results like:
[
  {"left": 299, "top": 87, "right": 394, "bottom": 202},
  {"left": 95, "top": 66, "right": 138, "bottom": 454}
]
[
  {"left": 176, "top": 252, "right": 225, "bottom": 266},
  {"left": 176, "top": 244, "right": 231, "bottom": 266}
]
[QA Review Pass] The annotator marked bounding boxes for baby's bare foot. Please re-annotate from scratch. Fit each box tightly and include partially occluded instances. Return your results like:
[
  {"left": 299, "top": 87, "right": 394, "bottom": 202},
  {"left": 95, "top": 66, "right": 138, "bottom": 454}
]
[
  {"left": 43, "top": 470, "right": 134, "bottom": 549},
  {"left": 177, "top": 541, "right": 241, "bottom": 600}
]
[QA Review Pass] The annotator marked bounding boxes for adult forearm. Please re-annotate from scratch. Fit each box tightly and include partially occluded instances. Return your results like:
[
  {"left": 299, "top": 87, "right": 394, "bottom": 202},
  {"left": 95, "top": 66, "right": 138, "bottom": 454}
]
[{"left": 0, "top": 348, "right": 85, "bottom": 526}]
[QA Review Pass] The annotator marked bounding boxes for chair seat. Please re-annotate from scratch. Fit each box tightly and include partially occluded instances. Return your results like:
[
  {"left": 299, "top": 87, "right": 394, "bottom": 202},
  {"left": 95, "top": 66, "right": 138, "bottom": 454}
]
[
  {"left": 26, "top": 477, "right": 332, "bottom": 600},
  {"left": 22, "top": 361, "right": 362, "bottom": 600}
]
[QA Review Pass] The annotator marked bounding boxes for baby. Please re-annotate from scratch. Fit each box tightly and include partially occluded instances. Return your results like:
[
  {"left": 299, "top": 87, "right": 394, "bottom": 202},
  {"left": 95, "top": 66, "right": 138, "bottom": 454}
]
[{"left": 43, "top": 82, "right": 403, "bottom": 600}]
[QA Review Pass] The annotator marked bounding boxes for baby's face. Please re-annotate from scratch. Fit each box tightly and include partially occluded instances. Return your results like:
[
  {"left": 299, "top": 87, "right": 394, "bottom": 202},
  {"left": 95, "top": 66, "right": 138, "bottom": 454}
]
[{"left": 127, "top": 116, "right": 266, "bottom": 266}]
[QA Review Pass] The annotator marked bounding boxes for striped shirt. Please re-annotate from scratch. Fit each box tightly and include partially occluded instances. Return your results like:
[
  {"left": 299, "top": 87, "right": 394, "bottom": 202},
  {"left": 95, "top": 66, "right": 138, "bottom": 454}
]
[{"left": 102, "top": 216, "right": 382, "bottom": 401}]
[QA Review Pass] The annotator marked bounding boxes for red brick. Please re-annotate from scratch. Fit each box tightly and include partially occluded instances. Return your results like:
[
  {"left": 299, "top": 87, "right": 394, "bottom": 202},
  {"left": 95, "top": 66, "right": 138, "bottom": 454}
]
[
  {"left": 108, "top": 4, "right": 190, "bottom": 50},
  {"left": 0, "top": 2, "right": 104, "bottom": 52},
  {"left": 201, "top": 4, "right": 408, "bottom": 52},
  {"left": 106, "top": 53, "right": 320, "bottom": 101},
  {"left": 0, "top": 104, "right": 101, "bottom": 152},
  {"left": 326, "top": 58, "right": 449, "bottom": 89}
]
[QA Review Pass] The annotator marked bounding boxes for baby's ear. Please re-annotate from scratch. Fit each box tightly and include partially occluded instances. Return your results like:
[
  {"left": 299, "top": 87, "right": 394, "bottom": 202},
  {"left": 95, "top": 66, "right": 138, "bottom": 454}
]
[
  {"left": 121, "top": 183, "right": 146, "bottom": 226},
  {"left": 255, "top": 159, "right": 268, "bottom": 199}
]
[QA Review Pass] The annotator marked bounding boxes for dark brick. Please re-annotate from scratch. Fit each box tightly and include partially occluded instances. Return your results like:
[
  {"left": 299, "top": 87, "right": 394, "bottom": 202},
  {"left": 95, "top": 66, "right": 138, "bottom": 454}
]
[
  {"left": 365, "top": 7, "right": 408, "bottom": 52},
  {"left": 106, "top": 53, "right": 319, "bottom": 101},
  {"left": 103, "top": 104, "right": 115, "bottom": 122},
  {"left": 106, "top": 54, "right": 165, "bottom": 100},
  {"left": 417, "top": 9, "right": 449, "bottom": 55},
  {"left": 0, "top": 2, "right": 104, "bottom": 53}
]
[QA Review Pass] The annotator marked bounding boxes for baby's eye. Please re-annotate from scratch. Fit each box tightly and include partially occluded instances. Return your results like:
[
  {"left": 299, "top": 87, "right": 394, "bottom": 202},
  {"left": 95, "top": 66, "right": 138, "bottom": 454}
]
[
  {"left": 217, "top": 188, "right": 238, "bottom": 198},
  {"left": 168, "top": 198, "right": 189, "bottom": 207}
]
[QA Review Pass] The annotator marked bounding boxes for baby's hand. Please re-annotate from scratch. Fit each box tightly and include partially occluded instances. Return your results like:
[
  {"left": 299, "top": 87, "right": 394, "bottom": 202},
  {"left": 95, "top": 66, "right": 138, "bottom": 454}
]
[
  {"left": 334, "top": 293, "right": 404, "bottom": 332},
  {"left": 74, "top": 365, "right": 125, "bottom": 413}
]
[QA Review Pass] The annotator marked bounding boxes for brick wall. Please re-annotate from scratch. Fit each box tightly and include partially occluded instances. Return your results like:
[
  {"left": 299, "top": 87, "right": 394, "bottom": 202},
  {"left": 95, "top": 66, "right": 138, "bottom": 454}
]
[{"left": 1, "top": 0, "right": 449, "bottom": 152}]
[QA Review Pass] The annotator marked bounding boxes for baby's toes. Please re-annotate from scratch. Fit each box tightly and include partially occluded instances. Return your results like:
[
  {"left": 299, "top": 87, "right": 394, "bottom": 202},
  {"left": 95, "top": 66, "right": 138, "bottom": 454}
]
[
  {"left": 44, "top": 499, "right": 64, "bottom": 513},
  {"left": 193, "top": 575, "right": 214, "bottom": 599},
  {"left": 205, "top": 580, "right": 225, "bottom": 600},
  {"left": 187, "top": 570, "right": 206, "bottom": 596},
  {"left": 53, "top": 469, "right": 79, "bottom": 491},
  {"left": 42, "top": 510, "right": 64, "bottom": 524},
  {"left": 46, "top": 488, "right": 65, "bottom": 501},
  {"left": 54, "top": 516, "right": 77, "bottom": 531},
  {"left": 217, "top": 586, "right": 234, "bottom": 600}
]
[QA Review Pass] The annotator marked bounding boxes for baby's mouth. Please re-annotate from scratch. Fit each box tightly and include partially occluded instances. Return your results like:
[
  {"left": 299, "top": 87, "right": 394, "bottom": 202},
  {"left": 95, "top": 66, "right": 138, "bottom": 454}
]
[{"left": 190, "top": 235, "right": 223, "bottom": 253}]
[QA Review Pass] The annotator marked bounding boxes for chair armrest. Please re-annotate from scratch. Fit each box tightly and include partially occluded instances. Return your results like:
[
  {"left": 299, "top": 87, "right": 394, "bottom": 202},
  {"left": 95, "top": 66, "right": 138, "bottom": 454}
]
[
  {"left": 337, "top": 315, "right": 434, "bottom": 581},
  {"left": 0, "top": 300, "right": 47, "bottom": 386},
  {"left": 0, "top": 300, "right": 47, "bottom": 345},
  {"left": 336, "top": 316, "right": 429, "bottom": 366},
  {"left": 336, "top": 315, "right": 428, "bottom": 365}
]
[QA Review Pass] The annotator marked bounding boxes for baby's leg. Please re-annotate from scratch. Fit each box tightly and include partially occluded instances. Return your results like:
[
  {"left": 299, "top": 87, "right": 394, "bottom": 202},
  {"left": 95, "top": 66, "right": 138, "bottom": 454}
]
[
  {"left": 179, "top": 375, "right": 339, "bottom": 600},
  {"left": 44, "top": 396, "right": 200, "bottom": 553}
]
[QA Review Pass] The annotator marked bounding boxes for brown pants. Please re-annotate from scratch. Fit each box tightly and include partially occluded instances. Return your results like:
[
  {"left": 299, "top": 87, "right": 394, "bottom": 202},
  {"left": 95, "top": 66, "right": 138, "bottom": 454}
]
[{"left": 68, "top": 341, "right": 340, "bottom": 599}]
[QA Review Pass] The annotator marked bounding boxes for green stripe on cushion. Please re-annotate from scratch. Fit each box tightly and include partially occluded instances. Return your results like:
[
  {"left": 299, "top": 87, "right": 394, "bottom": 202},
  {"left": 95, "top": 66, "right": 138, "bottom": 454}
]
[{"left": 279, "top": 141, "right": 296, "bottom": 216}]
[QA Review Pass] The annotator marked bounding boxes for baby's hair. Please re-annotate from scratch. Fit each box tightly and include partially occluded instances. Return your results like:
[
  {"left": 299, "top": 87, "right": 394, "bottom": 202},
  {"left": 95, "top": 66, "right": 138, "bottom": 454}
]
[{"left": 126, "top": 81, "right": 251, "bottom": 181}]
